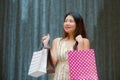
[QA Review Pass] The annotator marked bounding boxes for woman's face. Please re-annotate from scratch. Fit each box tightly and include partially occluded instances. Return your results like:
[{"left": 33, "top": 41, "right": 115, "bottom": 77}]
[{"left": 64, "top": 15, "right": 76, "bottom": 34}]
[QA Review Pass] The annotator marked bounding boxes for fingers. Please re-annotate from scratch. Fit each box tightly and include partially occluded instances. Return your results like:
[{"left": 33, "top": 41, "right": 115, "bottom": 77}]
[
  {"left": 47, "top": 34, "right": 50, "bottom": 40},
  {"left": 42, "top": 34, "right": 49, "bottom": 40},
  {"left": 78, "top": 35, "right": 82, "bottom": 38},
  {"left": 75, "top": 35, "right": 83, "bottom": 43},
  {"left": 75, "top": 35, "right": 82, "bottom": 40},
  {"left": 42, "top": 36, "right": 48, "bottom": 41}
]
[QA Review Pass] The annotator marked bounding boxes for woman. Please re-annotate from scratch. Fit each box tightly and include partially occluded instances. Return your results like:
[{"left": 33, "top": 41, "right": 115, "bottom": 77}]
[{"left": 42, "top": 12, "right": 90, "bottom": 80}]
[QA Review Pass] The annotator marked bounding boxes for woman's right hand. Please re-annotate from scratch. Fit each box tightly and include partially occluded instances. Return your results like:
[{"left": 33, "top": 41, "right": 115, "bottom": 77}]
[{"left": 42, "top": 34, "right": 50, "bottom": 48}]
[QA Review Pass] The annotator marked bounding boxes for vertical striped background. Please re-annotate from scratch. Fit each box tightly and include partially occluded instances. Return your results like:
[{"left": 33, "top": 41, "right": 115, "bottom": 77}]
[{"left": 0, "top": 0, "right": 120, "bottom": 80}]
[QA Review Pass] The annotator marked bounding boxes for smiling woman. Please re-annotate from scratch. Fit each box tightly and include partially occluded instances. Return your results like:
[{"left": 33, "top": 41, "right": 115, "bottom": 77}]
[
  {"left": 42, "top": 12, "right": 90, "bottom": 80},
  {"left": 1, "top": 0, "right": 120, "bottom": 80},
  {"left": 64, "top": 15, "right": 76, "bottom": 34}
]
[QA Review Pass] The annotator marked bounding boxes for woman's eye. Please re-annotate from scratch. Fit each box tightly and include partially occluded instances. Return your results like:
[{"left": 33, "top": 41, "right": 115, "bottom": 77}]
[
  {"left": 70, "top": 20, "right": 73, "bottom": 22},
  {"left": 64, "top": 19, "right": 74, "bottom": 23}
]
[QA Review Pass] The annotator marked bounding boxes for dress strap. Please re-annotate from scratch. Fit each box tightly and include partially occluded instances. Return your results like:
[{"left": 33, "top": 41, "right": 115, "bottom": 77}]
[{"left": 56, "top": 38, "right": 62, "bottom": 50}]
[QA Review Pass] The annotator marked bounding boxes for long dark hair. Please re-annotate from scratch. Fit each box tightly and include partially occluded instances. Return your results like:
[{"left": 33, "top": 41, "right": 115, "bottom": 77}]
[{"left": 63, "top": 12, "right": 87, "bottom": 39}]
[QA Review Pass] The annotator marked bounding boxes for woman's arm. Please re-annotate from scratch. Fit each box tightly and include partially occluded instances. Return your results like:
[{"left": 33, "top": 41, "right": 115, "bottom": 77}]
[
  {"left": 75, "top": 35, "right": 90, "bottom": 50},
  {"left": 83, "top": 38, "right": 90, "bottom": 49},
  {"left": 42, "top": 34, "right": 58, "bottom": 65},
  {"left": 51, "top": 38, "right": 58, "bottom": 65}
]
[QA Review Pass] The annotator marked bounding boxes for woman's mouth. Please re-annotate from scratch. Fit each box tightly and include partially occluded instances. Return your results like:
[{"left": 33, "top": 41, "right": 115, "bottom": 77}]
[{"left": 64, "top": 26, "right": 71, "bottom": 30}]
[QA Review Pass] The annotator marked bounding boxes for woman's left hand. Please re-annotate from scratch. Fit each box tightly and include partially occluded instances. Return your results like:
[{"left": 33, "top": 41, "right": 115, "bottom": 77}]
[{"left": 75, "top": 35, "right": 83, "bottom": 43}]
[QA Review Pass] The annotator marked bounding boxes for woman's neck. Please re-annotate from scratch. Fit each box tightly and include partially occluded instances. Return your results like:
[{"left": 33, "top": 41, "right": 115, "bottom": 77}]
[
  {"left": 65, "top": 36, "right": 74, "bottom": 41},
  {"left": 67, "top": 33, "right": 74, "bottom": 40}
]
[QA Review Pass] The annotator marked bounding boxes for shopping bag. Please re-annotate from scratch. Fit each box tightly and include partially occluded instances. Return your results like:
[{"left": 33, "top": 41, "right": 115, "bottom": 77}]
[
  {"left": 47, "top": 48, "right": 55, "bottom": 73},
  {"left": 28, "top": 48, "right": 48, "bottom": 77},
  {"left": 68, "top": 49, "right": 98, "bottom": 80}
]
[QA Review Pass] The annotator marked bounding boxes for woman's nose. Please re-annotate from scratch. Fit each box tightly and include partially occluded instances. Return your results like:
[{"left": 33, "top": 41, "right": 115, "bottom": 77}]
[{"left": 66, "top": 21, "right": 70, "bottom": 25}]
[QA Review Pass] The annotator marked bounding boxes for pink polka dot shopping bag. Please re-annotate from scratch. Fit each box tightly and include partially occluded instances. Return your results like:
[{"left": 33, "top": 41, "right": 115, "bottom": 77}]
[{"left": 68, "top": 49, "right": 98, "bottom": 80}]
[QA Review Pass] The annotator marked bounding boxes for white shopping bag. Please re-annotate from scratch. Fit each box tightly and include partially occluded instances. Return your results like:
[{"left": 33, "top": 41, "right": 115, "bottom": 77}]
[{"left": 28, "top": 48, "right": 48, "bottom": 77}]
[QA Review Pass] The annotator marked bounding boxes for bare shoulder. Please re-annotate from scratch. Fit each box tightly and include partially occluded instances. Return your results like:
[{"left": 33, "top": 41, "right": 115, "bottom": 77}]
[
  {"left": 53, "top": 37, "right": 61, "bottom": 42},
  {"left": 52, "top": 37, "right": 62, "bottom": 44},
  {"left": 83, "top": 38, "right": 90, "bottom": 49},
  {"left": 83, "top": 38, "right": 90, "bottom": 43},
  {"left": 51, "top": 37, "right": 61, "bottom": 52}
]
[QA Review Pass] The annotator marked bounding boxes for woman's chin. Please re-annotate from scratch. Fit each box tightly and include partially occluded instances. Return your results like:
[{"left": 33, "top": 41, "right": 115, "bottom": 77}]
[{"left": 65, "top": 30, "right": 70, "bottom": 33}]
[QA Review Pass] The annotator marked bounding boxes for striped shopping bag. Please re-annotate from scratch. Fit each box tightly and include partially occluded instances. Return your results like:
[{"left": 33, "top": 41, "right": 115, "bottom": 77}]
[{"left": 28, "top": 48, "right": 48, "bottom": 77}]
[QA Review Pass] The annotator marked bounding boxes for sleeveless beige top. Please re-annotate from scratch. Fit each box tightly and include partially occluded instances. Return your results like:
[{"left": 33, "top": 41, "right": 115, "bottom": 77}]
[{"left": 50, "top": 38, "right": 75, "bottom": 80}]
